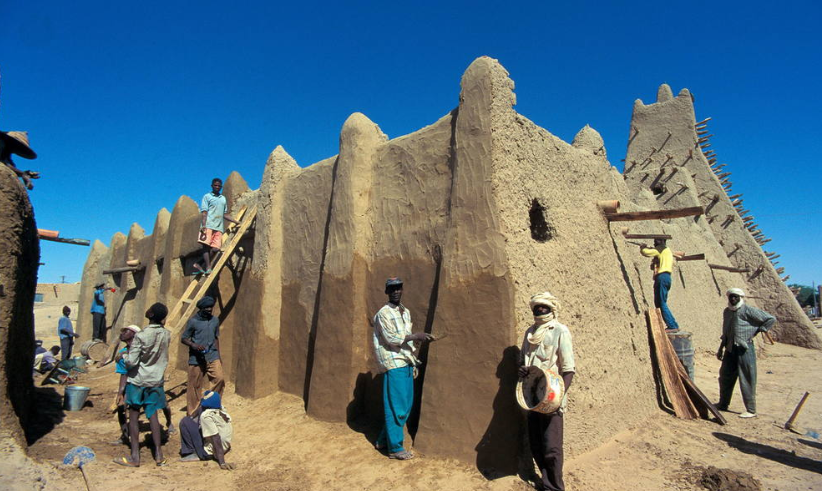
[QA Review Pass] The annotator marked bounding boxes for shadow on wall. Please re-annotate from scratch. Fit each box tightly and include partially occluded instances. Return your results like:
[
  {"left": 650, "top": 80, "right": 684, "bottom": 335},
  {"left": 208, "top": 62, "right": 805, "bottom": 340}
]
[
  {"left": 24, "top": 387, "right": 65, "bottom": 445},
  {"left": 475, "top": 345, "right": 523, "bottom": 478},
  {"left": 108, "top": 283, "right": 138, "bottom": 333},
  {"left": 216, "top": 237, "right": 253, "bottom": 326},
  {"left": 713, "top": 432, "right": 822, "bottom": 474},
  {"left": 346, "top": 372, "right": 382, "bottom": 443}
]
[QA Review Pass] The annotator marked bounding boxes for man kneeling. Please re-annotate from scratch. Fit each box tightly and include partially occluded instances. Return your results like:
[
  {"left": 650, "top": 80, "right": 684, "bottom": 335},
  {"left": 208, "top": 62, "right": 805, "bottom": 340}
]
[{"left": 179, "top": 391, "right": 235, "bottom": 470}]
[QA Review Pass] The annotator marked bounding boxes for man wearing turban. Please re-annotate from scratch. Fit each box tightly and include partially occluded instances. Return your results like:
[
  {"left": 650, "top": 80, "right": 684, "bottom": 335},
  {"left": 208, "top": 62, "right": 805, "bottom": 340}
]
[
  {"left": 519, "top": 292, "right": 575, "bottom": 491},
  {"left": 181, "top": 296, "right": 225, "bottom": 416},
  {"left": 716, "top": 288, "right": 775, "bottom": 418}
]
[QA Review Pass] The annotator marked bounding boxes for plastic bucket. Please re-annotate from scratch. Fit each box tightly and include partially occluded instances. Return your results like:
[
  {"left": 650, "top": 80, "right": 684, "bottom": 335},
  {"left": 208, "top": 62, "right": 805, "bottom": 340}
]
[
  {"left": 668, "top": 330, "right": 695, "bottom": 381},
  {"left": 64, "top": 386, "right": 91, "bottom": 411},
  {"left": 516, "top": 366, "right": 565, "bottom": 414}
]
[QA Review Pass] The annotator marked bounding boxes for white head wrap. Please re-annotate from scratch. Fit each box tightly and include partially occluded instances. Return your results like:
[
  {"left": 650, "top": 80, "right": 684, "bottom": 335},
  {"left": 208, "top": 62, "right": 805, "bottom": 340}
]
[
  {"left": 727, "top": 288, "right": 745, "bottom": 311},
  {"left": 527, "top": 292, "right": 561, "bottom": 345}
]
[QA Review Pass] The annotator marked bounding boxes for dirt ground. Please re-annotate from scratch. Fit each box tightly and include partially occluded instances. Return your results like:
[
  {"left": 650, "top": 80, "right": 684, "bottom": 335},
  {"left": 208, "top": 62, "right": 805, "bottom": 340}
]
[{"left": 1, "top": 336, "right": 819, "bottom": 491}]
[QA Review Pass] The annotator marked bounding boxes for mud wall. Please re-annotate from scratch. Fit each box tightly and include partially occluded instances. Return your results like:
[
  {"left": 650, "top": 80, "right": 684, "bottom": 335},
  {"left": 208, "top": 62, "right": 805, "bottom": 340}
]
[
  {"left": 74, "top": 56, "right": 817, "bottom": 470},
  {"left": 623, "top": 86, "right": 819, "bottom": 349},
  {"left": 0, "top": 166, "right": 39, "bottom": 445}
]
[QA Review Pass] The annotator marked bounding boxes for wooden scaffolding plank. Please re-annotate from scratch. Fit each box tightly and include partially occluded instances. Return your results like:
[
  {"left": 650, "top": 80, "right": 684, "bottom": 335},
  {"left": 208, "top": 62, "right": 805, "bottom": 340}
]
[
  {"left": 675, "top": 359, "right": 727, "bottom": 425},
  {"left": 606, "top": 206, "right": 704, "bottom": 222},
  {"left": 647, "top": 309, "right": 698, "bottom": 419},
  {"left": 168, "top": 205, "right": 257, "bottom": 335},
  {"left": 653, "top": 310, "right": 726, "bottom": 424}
]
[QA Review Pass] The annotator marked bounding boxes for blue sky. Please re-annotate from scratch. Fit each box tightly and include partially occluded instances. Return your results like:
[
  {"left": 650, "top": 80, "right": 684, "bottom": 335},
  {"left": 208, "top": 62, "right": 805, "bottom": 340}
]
[{"left": 1, "top": 1, "right": 820, "bottom": 286}]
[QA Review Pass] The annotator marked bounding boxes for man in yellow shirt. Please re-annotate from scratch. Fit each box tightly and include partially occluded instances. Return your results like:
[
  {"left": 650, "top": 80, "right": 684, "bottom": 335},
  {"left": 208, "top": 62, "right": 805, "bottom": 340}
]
[{"left": 640, "top": 239, "right": 680, "bottom": 331}]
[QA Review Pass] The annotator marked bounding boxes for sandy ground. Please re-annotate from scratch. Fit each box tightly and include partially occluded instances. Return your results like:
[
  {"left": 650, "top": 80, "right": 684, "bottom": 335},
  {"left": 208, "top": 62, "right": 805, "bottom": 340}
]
[{"left": 1, "top": 336, "right": 820, "bottom": 491}]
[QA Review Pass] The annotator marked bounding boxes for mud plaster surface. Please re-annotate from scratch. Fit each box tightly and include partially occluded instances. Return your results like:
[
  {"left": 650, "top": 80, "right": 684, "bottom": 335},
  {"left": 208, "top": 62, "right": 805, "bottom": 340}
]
[
  {"left": 63, "top": 56, "right": 821, "bottom": 471},
  {"left": 0, "top": 166, "right": 39, "bottom": 445}
]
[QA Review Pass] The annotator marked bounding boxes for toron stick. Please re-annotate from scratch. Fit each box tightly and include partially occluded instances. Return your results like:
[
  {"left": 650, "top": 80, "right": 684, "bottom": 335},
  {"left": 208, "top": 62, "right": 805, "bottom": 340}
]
[{"left": 785, "top": 392, "right": 811, "bottom": 433}]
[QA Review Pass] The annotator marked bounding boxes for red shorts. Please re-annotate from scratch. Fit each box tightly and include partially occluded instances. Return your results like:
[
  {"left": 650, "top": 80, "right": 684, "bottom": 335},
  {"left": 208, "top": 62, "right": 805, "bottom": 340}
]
[{"left": 199, "top": 229, "right": 223, "bottom": 248}]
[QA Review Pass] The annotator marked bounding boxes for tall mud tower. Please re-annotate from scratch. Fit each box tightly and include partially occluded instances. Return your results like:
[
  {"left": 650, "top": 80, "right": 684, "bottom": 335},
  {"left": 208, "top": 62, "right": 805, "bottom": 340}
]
[{"left": 623, "top": 85, "right": 819, "bottom": 348}]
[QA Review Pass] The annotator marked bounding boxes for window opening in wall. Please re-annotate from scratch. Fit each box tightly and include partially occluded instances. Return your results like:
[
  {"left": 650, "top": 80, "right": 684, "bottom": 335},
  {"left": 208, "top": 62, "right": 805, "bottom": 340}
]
[
  {"left": 529, "top": 198, "right": 554, "bottom": 242},
  {"left": 651, "top": 184, "right": 666, "bottom": 195}
]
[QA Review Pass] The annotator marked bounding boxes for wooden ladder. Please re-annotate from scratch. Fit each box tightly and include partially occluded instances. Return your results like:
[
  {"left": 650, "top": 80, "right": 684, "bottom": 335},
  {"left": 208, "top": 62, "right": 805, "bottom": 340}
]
[
  {"left": 165, "top": 205, "right": 257, "bottom": 334},
  {"left": 99, "top": 205, "right": 257, "bottom": 366}
]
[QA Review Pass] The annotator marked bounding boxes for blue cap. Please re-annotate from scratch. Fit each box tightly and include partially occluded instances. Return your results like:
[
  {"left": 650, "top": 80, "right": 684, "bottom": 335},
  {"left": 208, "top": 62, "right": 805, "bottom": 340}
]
[{"left": 385, "top": 277, "right": 403, "bottom": 288}]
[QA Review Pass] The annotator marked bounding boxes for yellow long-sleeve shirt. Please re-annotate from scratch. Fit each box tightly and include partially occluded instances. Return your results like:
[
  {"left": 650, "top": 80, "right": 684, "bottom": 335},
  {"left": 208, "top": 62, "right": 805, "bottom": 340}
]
[{"left": 641, "top": 246, "right": 674, "bottom": 274}]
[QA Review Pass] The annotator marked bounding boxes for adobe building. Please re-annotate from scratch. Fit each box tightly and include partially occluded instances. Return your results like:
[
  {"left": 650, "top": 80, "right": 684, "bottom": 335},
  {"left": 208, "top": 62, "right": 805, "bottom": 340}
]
[{"left": 62, "top": 56, "right": 818, "bottom": 471}]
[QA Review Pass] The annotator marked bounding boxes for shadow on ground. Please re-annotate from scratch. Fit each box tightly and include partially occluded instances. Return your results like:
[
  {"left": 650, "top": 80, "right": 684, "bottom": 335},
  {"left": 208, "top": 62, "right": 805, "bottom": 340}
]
[
  {"left": 713, "top": 432, "right": 822, "bottom": 474},
  {"left": 25, "top": 387, "right": 65, "bottom": 445}
]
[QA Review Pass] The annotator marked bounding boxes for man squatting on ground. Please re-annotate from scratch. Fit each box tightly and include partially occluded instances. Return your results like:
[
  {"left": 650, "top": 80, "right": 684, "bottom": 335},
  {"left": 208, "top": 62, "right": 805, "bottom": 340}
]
[
  {"left": 181, "top": 296, "right": 225, "bottom": 416},
  {"left": 372, "top": 277, "right": 433, "bottom": 460},
  {"left": 196, "top": 178, "right": 238, "bottom": 274},
  {"left": 114, "top": 325, "right": 174, "bottom": 445},
  {"left": 91, "top": 282, "right": 108, "bottom": 342},
  {"left": 114, "top": 303, "right": 171, "bottom": 467},
  {"left": 640, "top": 239, "right": 680, "bottom": 331},
  {"left": 716, "top": 288, "right": 775, "bottom": 419},
  {"left": 179, "top": 390, "right": 235, "bottom": 470},
  {"left": 519, "top": 292, "right": 575, "bottom": 491},
  {"left": 57, "top": 306, "right": 79, "bottom": 360}
]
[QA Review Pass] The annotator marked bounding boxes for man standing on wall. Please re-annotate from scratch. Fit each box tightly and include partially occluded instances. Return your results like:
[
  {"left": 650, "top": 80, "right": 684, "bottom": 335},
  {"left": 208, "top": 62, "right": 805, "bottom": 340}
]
[
  {"left": 640, "top": 239, "right": 680, "bottom": 331},
  {"left": 716, "top": 288, "right": 775, "bottom": 419},
  {"left": 519, "top": 292, "right": 575, "bottom": 491},
  {"left": 196, "top": 178, "right": 238, "bottom": 275},
  {"left": 57, "top": 306, "right": 79, "bottom": 360},
  {"left": 372, "top": 277, "right": 433, "bottom": 460},
  {"left": 115, "top": 303, "right": 171, "bottom": 467},
  {"left": 181, "top": 296, "right": 225, "bottom": 416},
  {"left": 91, "top": 282, "right": 107, "bottom": 342}
]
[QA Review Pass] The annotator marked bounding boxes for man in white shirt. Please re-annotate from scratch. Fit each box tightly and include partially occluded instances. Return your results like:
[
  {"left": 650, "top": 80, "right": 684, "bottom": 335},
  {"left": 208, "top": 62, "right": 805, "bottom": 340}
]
[
  {"left": 519, "top": 292, "right": 575, "bottom": 491},
  {"left": 372, "top": 277, "right": 433, "bottom": 460}
]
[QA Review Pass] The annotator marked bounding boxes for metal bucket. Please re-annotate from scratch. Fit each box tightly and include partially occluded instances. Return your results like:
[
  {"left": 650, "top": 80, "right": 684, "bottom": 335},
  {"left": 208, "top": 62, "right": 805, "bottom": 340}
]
[
  {"left": 80, "top": 340, "right": 108, "bottom": 361},
  {"left": 64, "top": 386, "right": 91, "bottom": 411},
  {"left": 668, "top": 330, "right": 695, "bottom": 381},
  {"left": 516, "top": 366, "right": 565, "bottom": 414}
]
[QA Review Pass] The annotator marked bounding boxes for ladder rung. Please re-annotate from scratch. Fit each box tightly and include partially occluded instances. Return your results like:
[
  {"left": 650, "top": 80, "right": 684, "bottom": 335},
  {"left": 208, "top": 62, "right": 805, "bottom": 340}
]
[{"left": 182, "top": 299, "right": 192, "bottom": 303}]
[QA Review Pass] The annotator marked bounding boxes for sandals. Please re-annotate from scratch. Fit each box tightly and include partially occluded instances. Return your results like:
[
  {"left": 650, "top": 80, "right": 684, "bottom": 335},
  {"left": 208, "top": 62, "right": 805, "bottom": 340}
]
[
  {"left": 113, "top": 456, "right": 140, "bottom": 467},
  {"left": 156, "top": 457, "right": 169, "bottom": 467},
  {"left": 388, "top": 450, "right": 414, "bottom": 460}
]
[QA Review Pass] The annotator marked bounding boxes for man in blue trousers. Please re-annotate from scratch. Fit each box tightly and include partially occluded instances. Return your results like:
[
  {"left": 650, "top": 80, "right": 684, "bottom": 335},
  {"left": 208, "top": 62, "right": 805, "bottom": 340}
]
[
  {"left": 640, "top": 239, "right": 680, "bottom": 331},
  {"left": 372, "top": 277, "right": 433, "bottom": 460}
]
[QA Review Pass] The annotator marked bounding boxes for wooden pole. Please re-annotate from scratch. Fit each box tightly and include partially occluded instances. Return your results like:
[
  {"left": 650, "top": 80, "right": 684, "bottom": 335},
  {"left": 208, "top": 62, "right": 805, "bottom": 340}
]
[
  {"left": 605, "top": 206, "right": 704, "bottom": 222},
  {"left": 39, "top": 236, "right": 91, "bottom": 246},
  {"left": 677, "top": 253, "right": 706, "bottom": 261},
  {"left": 708, "top": 264, "right": 750, "bottom": 273},
  {"left": 102, "top": 265, "right": 145, "bottom": 275},
  {"left": 623, "top": 233, "right": 673, "bottom": 240},
  {"left": 784, "top": 392, "right": 811, "bottom": 433},
  {"left": 37, "top": 229, "right": 60, "bottom": 239},
  {"left": 597, "top": 200, "right": 620, "bottom": 214}
]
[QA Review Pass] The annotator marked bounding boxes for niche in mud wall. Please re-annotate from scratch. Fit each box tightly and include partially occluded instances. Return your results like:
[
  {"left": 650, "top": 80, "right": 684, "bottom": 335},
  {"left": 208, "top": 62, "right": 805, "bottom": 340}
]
[{"left": 529, "top": 198, "right": 555, "bottom": 242}]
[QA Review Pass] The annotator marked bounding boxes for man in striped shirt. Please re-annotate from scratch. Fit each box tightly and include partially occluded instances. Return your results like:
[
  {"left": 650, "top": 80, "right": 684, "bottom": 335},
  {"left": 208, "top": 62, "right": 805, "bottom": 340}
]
[
  {"left": 372, "top": 277, "right": 433, "bottom": 460},
  {"left": 716, "top": 288, "right": 775, "bottom": 418}
]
